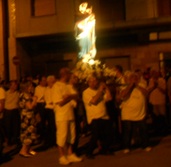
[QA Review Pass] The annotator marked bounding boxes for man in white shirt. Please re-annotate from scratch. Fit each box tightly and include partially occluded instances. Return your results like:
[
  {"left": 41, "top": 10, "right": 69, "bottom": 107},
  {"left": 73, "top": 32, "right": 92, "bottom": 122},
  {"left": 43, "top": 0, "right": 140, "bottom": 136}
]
[
  {"left": 43, "top": 75, "right": 56, "bottom": 149},
  {"left": 34, "top": 76, "right": 47, "bottom": 143},
  {"left": 83, "top": 75, "right": 113, "bottom": 158},
  {"left": 52, "top": 67, "right": 82, "bottom": 165},
  {"left": 120, "top": 72, "right": 151, "bottom": 153},
  {"left": 148, "top": 70, "right": 167, "bottom": 135}
]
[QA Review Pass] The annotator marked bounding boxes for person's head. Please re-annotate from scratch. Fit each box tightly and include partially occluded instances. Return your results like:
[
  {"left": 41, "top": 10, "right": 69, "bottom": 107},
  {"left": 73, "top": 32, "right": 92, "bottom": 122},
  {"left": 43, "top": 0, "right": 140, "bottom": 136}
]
[
  {"left": 124, "top": 71, "right": 139, "bottom": 85},
  {"left": 134, "top": 69, "right": 143, "bottom": 77},
  {"left": 87, "top": 75, "right": 99, "bottom": 90},
  {"left": 59, "top": 67, "right": 71, "bottom": 82},
  {"left": 9, "top": 80, "right": 18, "bottom": 91},
  {"left": 39, "top": 76, "right": 47, "bottom": 87},
  {"left": 47, "top": 75, "right": 56, "bottom": 87},
  {"left": 114, "top": 65, "right": 123, "bottom": 78},
  {"left": 124, "top": 71, "right": 133, "bottom": 84},
  {"left": 26, "top": 75, "right": 33, "bottom": 82},
  {"left": 21, "top": 81, "right": 34, "bottom": 94},
  {"left": 69, "top": 73, "right": 79, "bottom": 86}
]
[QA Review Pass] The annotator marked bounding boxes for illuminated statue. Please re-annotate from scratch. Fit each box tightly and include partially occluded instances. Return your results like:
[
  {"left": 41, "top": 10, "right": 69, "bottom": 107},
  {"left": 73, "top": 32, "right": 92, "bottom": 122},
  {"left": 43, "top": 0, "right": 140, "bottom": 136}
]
[{"left": 75, "top": 2, "right": 96, "bottom": 61}]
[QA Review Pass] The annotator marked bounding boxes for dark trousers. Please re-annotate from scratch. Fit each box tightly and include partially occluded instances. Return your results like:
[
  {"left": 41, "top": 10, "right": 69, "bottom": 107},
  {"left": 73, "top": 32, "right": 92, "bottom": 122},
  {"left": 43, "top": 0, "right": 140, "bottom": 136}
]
[
  {"left": 0, "top": 119, "right": 4, "bottom": 156},
  {"left": 3, "top": 109, "right": 20, "bottom": 145},
  {"left": 44, "top": 108, "right": 56, "bottom": 147},
  {"left": 35, "top": 103, "right": 46, "bottom": 142},
  {"left": 86, "top": 119, "right": 113, "bottom": 155},
  {"left": 122, "top": 120, "right": 149, "bottom": 149}
]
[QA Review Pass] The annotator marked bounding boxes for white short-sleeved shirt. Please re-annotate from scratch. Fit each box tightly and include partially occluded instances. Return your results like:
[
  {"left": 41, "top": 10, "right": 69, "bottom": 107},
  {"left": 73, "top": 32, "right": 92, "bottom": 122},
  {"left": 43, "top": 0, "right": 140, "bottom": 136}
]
[
  {"left": 83, "top": 87, "right": 109, "bottom": 124},
  {"left": 148, "top": 77, "right": 166, "bottom": 105},
  {"left": 52, "top": 81, "right": 76, "bottom": 121},
  {"left": 34, "top": 85, "right": 46, "bottom": 103},
  {"left": 5, "top": 90, "right": 19, "bottom": 110},
  {"left": 121, "top": 87, "right": 146, "bottom": 121},
  {"left": 44, "top": 86, "right": 54, "bottom": 109}
]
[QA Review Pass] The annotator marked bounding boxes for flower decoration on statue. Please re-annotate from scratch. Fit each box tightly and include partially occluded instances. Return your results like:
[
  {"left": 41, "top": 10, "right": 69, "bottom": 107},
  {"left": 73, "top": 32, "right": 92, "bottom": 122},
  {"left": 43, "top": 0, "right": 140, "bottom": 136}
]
[{"left": 73, "top": 60, "right": 117, "bottom": 84}]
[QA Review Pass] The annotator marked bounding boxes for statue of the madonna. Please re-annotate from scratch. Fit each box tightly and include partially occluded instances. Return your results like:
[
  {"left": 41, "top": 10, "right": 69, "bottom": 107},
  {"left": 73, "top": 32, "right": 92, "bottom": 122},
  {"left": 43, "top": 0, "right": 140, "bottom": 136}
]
[{"left": 75, "top": 2, "right": 96, "bottom": 60}]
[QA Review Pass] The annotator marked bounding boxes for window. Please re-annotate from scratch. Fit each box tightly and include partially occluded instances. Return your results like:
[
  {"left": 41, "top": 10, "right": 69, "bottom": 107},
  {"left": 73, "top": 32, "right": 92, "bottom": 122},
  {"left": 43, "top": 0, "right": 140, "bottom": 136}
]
[
  {"left": 157, "top": 0, "right": 171, "bottom": 17},
  {"left": 98, "top": 0, "right": 125, "bottom": 22},
  {"left": 31, "top": 0, "right": 56, "bottom": 17}
]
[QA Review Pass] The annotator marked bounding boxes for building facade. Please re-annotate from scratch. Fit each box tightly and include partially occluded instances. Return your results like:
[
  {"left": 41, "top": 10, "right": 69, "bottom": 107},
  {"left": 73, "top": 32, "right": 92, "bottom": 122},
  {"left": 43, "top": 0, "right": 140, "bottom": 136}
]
[{"left": 1, "top": 0, "right": 171, "bottom": 80}]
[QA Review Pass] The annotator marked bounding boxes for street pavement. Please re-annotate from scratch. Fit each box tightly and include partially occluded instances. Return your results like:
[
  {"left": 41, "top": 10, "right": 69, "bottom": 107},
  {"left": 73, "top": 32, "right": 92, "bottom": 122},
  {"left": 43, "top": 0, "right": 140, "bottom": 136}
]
[{"left": 1, "top": 134, "right": 171, "bottom": 167}]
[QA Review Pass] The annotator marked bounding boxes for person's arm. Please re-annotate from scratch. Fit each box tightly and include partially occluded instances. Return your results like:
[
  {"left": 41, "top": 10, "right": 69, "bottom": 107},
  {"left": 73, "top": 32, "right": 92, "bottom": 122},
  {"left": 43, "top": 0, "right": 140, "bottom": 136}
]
[
  {"left": 147, "top": 78, "right": 157, "bottom": 95},
  {"left": 25, "top": 96, "right": 37, "bottom": 110},
  {"left": 137, "top": 85, "right": 148, "bottom": 97},
  {"left": 89, "top": 91, "right": 104, "bottom": 105},
  {"left": 119, "top": 82, "right": 135, "bottom": 101},
  {"left": 89, "top": 82, "right": 106, "bottom": 105},
  {"left": 119, "top": 75, "right": 136, "bottom": 101},
  {"left": 57, "top": 94, "right": 78, "bottom": 107},
  {"left": 157, "top": 79, "right": 166, "bottom": 95}
]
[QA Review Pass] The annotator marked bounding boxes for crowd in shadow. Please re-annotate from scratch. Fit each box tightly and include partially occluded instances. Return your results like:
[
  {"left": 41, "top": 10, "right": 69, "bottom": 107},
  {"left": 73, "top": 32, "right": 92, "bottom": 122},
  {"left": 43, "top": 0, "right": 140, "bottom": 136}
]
[{"left": 0, "top": 65, "right": 171, "bottom": 165}]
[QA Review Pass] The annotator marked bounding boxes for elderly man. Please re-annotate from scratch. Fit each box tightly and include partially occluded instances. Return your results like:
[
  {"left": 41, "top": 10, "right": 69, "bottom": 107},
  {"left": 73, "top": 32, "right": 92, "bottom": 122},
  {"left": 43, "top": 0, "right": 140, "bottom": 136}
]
[
  {"left": 34, "top": 76, "right": 47, "bottom": 143},
  {"left": 52, "top": 67, "right": 82, "bottom": 165},
  {"left": 83, "top": 74, "right": 113, "bottom": 158},
  {"left": 43, "top": 75, "right": 56, "bottom": 149},
  {"left": 120, "top": 72, "right": 151, "bottom": 153}
]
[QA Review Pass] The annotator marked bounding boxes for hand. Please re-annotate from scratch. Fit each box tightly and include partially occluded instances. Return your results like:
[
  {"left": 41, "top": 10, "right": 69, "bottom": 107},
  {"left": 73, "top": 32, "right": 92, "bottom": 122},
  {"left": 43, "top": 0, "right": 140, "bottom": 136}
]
[
  {"left": 63, "top": 94, "right": 70, "bottom": 99},
  {"left": 63, "top": 94, "right": 71, "bottom": 101},
  {"left": 99, "top": 82, "right": 106, "bottom": 92}
]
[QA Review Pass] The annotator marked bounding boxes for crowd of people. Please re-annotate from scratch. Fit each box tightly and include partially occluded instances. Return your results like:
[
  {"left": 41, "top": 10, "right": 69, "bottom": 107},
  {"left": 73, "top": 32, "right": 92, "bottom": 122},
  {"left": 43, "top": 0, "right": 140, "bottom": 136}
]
[{"left": 0, "top": 65, "right": 171, "bottom": 165}]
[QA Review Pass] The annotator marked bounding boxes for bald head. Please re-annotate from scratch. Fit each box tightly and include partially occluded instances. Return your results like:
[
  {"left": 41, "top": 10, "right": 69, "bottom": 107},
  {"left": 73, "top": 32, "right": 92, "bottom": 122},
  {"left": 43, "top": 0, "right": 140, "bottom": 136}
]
[
  {"left": 87, "top": 75, "right": 99, "bottom": 90},
  {"left": 59, "top": 67, "right": 71, "bottom": 82}
]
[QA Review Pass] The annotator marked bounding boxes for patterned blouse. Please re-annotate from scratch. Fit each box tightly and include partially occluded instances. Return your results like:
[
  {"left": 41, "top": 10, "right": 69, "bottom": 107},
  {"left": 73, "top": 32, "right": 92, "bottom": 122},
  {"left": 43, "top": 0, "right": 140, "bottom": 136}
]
[{"left": 19, "top": 92, "right": 37, "bottom": 145}]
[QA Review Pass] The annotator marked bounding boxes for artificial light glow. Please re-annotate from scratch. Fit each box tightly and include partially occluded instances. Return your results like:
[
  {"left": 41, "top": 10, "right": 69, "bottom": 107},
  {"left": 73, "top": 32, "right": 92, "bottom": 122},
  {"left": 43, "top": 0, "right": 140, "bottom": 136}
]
[
  {"left": 89, "top": 59, "right": 95, "bottom": 65},
  {"left": 79, "top": 2, "right": 92, "bottom": 14},
  {"left": 75, "top": 2, "right": 96, "bottom": 60},
  {"left": 82, "top": 54, "right": 91, "bottom": 63}
]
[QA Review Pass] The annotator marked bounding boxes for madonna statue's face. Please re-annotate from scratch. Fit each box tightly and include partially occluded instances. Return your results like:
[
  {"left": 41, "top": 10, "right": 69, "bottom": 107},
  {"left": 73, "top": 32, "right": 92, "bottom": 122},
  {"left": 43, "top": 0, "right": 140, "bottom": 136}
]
[{"left": 79, "top": 2, "right": 88, "bottom": 14}]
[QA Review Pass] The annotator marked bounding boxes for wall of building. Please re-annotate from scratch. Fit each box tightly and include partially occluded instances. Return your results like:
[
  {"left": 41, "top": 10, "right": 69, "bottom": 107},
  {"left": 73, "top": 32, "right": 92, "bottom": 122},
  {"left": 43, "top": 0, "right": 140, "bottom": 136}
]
[
  {"left": 16, "top": 41, "right": 31, "bottom": 78},
  {"left": 96, "top": 41, "right": 171, "bottom": 72},
  {"left": 26, "top": 41, "right": 171, "bottom": 77},
  {"left": 125, "top": 0, "right": 157, "bottom": 20},
  {"left": 15, "top": 0, "right": 159, "bottom": 38},
  {"left": 15, "top": 0, "right": 76, "bottom": 37},
  {"left": 9, "top": 0, "right": 171, "bottom": 78},
  {"left": 0, "top": 0, "right": 5, "bottom": 80}
]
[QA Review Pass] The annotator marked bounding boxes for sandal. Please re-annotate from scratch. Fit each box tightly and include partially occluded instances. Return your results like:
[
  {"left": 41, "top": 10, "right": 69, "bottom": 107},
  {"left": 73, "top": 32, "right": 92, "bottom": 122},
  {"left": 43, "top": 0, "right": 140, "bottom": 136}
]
[{"left": 29, "top": 150, "right": 37, "bottom": 155}]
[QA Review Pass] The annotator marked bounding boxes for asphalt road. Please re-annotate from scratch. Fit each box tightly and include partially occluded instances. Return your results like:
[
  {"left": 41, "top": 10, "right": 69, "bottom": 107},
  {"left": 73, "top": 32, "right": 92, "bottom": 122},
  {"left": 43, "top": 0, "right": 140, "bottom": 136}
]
[{"left": 1, "top": 134, "right": 171, "bottom": 167}]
